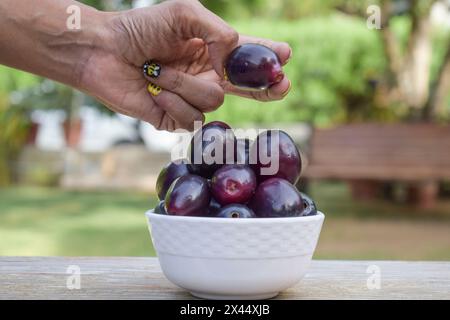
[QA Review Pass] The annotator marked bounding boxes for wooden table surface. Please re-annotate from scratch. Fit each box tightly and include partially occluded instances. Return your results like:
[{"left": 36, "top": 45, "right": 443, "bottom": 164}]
[{"left": 0, "top": 257, "right": 449, "bottom": 300}]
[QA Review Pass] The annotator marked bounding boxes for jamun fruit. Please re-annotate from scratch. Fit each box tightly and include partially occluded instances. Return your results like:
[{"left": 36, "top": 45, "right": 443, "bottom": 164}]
[
  {"left": 208, "top": 197, "right": 222, "bottom": 216},
  {"left": 250, "top": 130, "right": 301, "bottom": 184},
  {"left": 215, "top": 204, "right": 256, "bottom": 218},
  {"left": 210, "top": 164, "right": 257, "bottom": 205},
  {"left": 156, "top": 159, "right": 190, "bottom": 200},
  {"left": 164, "top": 174, "right": 210, "bottom": 216},
  {"left": 235, "top": 138, "right": 252, "bottom": 165},
  {"left": 154, "top": 200, "right": 167, "bottom": 215},
  {"left": 249, "top": 178, "right": 304, "bottom": 217},
  {"left": 300, "top": 192, "right": 317, "bottom": 216},
  {"left": 225, "top": 44, "right": 283, "bottom": 90},
  {"left": 188, "top": 121, "right": 236, "bottom": 179}
]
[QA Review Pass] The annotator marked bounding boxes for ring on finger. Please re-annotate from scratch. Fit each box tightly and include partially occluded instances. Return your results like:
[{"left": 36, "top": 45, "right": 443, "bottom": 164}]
[
  {"left": 147, "top": 82, "right": 162, "bottom": 96},
  {"left": 143, "top": 60, "right": 162, "bottom": 78}
]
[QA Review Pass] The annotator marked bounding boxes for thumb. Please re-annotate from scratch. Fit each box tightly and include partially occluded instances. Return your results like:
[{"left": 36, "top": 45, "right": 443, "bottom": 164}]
[{"left": 169, "top": 0, "right": 239, "bottom": 77}]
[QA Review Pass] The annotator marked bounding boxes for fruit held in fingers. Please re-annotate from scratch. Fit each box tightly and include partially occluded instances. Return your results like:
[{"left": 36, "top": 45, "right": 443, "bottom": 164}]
[{"left": 225, "top": 44, "right": 283, "bottom": 90}]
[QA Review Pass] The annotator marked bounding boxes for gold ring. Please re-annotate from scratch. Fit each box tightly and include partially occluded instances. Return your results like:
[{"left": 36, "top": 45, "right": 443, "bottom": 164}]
[{"left": 147, "top": 83, "right": 162, "bottom": 96}]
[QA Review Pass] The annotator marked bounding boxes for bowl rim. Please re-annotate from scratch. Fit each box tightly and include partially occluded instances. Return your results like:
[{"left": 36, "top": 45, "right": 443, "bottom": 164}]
[{"left": 146, "top": 210, "right": 324, "bottom": 224}]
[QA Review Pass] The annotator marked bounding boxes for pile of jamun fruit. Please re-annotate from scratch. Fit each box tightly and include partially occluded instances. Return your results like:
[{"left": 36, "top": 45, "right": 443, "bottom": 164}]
[{"left": 154, "top": 121, "right": 317, "bottom": 218}]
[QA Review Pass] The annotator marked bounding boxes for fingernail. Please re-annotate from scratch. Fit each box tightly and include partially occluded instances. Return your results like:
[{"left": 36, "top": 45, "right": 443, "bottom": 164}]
[
  {"left": 284, "top": 48, "right": 293, "bottom": 65},
  {"left": 147, "top": 83, "right": 162, "bottom": 96},
  {"left": 282, "top": 80, "right": 292, "bottom": 97},
  {"left": 143, "top": 61, "right": 161, "bottom": 78}
]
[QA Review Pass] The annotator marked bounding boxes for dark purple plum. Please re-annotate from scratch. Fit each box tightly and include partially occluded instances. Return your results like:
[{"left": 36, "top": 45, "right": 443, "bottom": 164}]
[
  {"left": 215, "top": 204, "right": 256, "bottom": 218},
  {"left": 154, "top": 200, "right": 167, "bottom": 215},
  {"left": 210, "top": 164, "right": 257, "bottom": 205},
  {"left": 249, "top": 130, "right": 301, "bottom": 184},
  {"left": 249, "top": 178, "right": 304, "bottom": 217},
  {"left": 208, "top": 197, "right": 222, "bottom": 216},
  {"left": 225, "top": 44, "right": 284, "bottom": 90},
  {"left": 300, "top": 192, "right": 317, "bottom": 216},
  {"left": 205, "top": 121, "right": 231, "bottom": 130},
  {"left": 156, "top": 159, "right": 190, "bottom": 200},
  {"left": 188, "top": 121, "right": 236, "bottom": 179},
  {"left": 235, "top": 138, "right": 252, "bottom": 165},
  {"left": 164, "top": 174, "right": 210, "bottom": 216}
]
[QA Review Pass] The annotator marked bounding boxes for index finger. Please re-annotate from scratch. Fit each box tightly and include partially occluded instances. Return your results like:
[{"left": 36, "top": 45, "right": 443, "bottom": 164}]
[{"left": 238, "top": 35, "right": 292, "bottom": 66}]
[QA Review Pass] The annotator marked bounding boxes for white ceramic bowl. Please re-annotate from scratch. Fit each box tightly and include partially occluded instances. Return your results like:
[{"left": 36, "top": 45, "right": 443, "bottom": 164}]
[{"left": 146, "top": 210, "right": 324, "bottom": 300}]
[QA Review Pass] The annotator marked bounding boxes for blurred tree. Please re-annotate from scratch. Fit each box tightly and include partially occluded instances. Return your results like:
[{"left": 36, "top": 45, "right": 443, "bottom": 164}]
[
  {"left": 0, "top": 67, "right": 38, "bottom": 186},
  {"left": 0, "top": 97, "right": 29, "bottom": 186},
  {"left": 202, "top": 0, "right": 450, "bottom": 123},
  {"left": 333, "top": 0, "right": 450, "bottom": 121}
]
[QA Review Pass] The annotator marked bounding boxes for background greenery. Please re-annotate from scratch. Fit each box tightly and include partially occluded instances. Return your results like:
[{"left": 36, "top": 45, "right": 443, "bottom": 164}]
[
  {"left": 1, "top": 0, "right": 449, "bottom": 127},
  {"left": 1, "top": 183, "right": 449, "bottom": 259},
  {"left": 1, "top": 0, "right": 450, "bottom": 259}
]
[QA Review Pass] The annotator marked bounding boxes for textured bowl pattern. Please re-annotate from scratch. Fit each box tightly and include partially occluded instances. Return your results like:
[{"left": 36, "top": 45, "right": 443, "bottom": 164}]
[
  {"left": 146, "top": 211, "right": 324, "bottom": 299},
  {"left": 148, "top": 214, "right": 323, "bottom": 259}
]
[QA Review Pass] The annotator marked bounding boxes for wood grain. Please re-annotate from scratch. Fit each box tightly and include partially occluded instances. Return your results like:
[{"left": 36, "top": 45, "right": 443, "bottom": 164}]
[{"left": 0, "top": 257, "right": 449, "bottom": 300}]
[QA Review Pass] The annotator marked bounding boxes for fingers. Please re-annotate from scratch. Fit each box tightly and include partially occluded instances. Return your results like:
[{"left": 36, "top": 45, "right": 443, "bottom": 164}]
[
  {"left": 238, "top": 35, "right": 292, "bottom": 66},
  {"left": 170, "top": 0, "right": 239, "bottom": 76},
  {"left": 143, "top": 61, "right": 224, "bottom": 112},
  {"left": 221, "top": 34, "right": 293, "bottom": 101},
  {"left": 147, "top": 83, "right": 205, "bottom": 131},
  {"left": 223, "top": 76, "right": 292, "bottom": 102}
]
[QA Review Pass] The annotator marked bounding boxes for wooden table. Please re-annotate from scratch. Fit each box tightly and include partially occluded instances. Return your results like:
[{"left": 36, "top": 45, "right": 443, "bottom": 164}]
[{"left": 0, "top": 257, "right": 449, "bottom": 299}]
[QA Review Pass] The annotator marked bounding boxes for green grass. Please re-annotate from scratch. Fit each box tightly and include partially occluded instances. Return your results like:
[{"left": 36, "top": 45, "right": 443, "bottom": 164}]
[
  {"left": 0, "top": 187, "right": 157, "bottom": 256},
  {"left": 1, "top": 183, "right": 450, "bottom": 260}
]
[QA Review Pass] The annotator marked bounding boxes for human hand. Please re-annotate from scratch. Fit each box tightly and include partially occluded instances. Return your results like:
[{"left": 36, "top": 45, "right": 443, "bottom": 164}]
[{"left": 81, "top": 0, "right": 292, "bottom": 131}]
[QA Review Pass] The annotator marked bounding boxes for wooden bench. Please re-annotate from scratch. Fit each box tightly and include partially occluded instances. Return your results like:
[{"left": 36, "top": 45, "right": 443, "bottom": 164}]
[
  {"left": 303, "top": 123, "right": 450, "bottom": 208},
  {"left": 1, "top": 257, "right": 449, "bottom": 299}
]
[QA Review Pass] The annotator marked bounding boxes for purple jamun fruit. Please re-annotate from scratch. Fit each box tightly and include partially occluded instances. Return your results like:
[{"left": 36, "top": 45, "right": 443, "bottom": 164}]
[
  {"left": 300, "top": 192, "right": 317, "bottom": 216},
  {"left": 154, "top": 200, "right": 167, "bottom": 215},
  {"left": 188, "top": 121, "right": 236, "bottom": 179},
  {"left": 210, "top": 164, "right": 257, "bottom": 206},
  {"left": 249, "top": 130, "right": 301, "bottom": 184},
  {"left": 156, "top": 159, "right": 190, "bottom": 200},
  {"left": 235, "top": 138, "right": 252, "bottom": 165},
  {"left": 164, "top": 174, "right": 210, "bottom": 216},
  {"left": 225, "top": 44, "right": 284, "bottom": 90},
  {"left": 208, "top": 197, "right": 222, "bottom": 216},
  {"left": 249, "top": 178, "right": 304, "bottom": 217},
  {"left": 215, "top": 204, "right": 256, "bottom": 218}
]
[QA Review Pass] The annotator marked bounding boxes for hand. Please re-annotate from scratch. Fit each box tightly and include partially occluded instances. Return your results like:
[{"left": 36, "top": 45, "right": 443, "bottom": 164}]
[{"left": 81, "top": 0, "right": 292, "bottom": 131}]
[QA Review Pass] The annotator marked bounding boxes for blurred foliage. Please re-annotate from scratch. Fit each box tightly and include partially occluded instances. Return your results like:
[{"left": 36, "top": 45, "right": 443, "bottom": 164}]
[
  {"left": 207, "top": 15, "right": 450, "bottom": 126},
  {"left": 0, "top": 66, "right": 39, "bottom": 186},
  {"left": 10, "top": 78, "right": 114, "bottom": 118},
  {"left": 1, "top": 0, "right": 449, "bottom": 129},
  {"left": 1, "top": 184, "right": 450, "bottom": 258},
  {"left": 23, "top": 166, "right": 61, "bottom": 187}
]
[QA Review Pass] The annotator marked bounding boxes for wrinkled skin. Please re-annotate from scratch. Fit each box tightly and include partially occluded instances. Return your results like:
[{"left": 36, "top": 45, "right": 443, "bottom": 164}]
[{"left": 80, "top": 0, "right": 292, "bottom": 131}]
